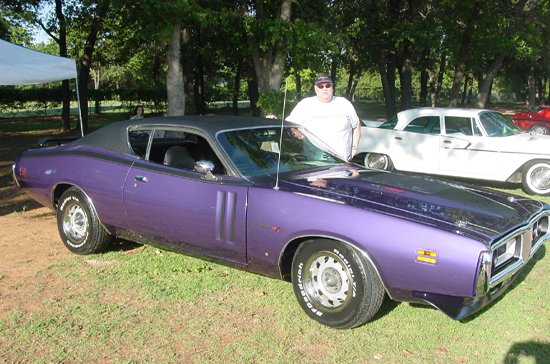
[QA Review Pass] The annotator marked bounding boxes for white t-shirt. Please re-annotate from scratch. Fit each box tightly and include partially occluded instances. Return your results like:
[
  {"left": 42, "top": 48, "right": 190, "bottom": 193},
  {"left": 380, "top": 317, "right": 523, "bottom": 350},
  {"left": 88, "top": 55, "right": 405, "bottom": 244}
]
[{"left": 286, "top": 96, "right": 360, "bottom": 160}]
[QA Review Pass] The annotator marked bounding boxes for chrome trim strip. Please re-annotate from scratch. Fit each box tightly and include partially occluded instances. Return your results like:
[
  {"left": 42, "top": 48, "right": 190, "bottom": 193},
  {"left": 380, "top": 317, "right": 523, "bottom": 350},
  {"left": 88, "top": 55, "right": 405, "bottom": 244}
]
[
  {"left": 475, "top": 251, "right": 491, "bottom": 297},
  {"left": 11, "top": 164, "right": 20, "bottom": 187}
]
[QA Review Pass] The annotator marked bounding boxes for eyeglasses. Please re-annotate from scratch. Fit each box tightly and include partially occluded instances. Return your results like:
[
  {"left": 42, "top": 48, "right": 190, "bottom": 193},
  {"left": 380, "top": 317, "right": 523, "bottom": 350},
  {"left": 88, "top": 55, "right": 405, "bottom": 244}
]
[{"left": 316, "top": 83, "right": 332, "bottom": 89}]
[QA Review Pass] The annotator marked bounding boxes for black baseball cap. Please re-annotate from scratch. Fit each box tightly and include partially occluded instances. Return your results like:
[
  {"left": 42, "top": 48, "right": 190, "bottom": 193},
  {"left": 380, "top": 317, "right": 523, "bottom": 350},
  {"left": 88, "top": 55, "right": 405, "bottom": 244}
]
[{"left": 315, "top": 73, "right": 332, "bottom": 85}]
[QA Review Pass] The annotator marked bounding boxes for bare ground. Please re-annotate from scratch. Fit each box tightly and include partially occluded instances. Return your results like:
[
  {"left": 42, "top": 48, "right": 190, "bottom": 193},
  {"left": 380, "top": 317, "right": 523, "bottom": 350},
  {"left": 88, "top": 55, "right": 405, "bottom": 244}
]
[
  {"left": 0, "top": 104, "right": 532, "bottom": 321},
  {"left": 0, "top": 120, "right": 80, "bottom": 321}
]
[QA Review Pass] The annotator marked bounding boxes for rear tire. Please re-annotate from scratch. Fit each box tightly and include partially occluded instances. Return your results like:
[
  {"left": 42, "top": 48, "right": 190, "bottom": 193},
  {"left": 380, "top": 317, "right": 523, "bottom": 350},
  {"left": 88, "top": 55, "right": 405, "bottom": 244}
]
[
  {"left": 57, "top": 187, "right": 112, "bottom": 255},
  {"left": 522, "top": 161, "right": 550, "bottom": 196},
  {"left": 291, "top": 239, "right": 384, "bottom": 329}
]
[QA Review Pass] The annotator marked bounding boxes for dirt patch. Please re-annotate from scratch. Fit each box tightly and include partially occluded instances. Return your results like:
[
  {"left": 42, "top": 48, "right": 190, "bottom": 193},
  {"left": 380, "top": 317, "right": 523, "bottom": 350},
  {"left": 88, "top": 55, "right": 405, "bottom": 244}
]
[{"left": 0, "top": 119, "right": 79, "bottom": 320}]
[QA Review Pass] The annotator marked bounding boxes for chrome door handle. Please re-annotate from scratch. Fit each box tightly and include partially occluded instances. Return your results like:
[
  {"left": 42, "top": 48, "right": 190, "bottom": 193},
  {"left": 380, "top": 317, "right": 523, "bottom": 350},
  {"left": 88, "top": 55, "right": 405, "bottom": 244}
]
[{"left": 135, "top": 175, "right": 148, "bottom": 182}]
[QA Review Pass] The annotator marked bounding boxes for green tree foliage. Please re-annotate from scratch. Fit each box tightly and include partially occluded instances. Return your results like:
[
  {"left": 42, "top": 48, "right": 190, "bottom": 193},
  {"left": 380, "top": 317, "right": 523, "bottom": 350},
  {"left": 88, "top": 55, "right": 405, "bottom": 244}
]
[{"left": 4, "top": 0, "right": 550, "bottom": 124}]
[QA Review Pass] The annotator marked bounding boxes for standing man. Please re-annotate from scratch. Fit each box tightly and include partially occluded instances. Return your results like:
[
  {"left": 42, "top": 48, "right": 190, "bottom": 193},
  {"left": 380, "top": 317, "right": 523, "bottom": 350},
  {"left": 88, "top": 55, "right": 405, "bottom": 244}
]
[{"left": 286, "top": 73, "right": 361, "bottom": 161}]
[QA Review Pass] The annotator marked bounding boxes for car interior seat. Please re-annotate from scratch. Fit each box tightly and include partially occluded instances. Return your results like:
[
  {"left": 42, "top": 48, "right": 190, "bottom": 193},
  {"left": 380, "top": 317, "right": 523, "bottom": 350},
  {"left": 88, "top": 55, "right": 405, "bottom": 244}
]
[{"left": 163, "top": 146, "right": 196, "bottom": 170}]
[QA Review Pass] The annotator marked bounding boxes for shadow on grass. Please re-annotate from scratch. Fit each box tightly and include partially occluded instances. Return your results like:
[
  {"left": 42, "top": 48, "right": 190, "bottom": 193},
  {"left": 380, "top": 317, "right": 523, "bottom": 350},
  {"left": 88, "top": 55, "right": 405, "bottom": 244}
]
[
  {"left": 108, "top": 238, "right": 143, "bottom": 253},
  {"left": 370, "top": 295, "right": 403, "bottom": 323},
  {"left": 504, "top": 341, "right": 550, "bottom": 364}
]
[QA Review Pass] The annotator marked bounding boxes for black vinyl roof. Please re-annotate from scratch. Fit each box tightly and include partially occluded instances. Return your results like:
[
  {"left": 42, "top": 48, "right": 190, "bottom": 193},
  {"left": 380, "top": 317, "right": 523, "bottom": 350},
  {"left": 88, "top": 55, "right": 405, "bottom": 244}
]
[{"left": 72, "top": 115, "right": 294, "bottom": 155}]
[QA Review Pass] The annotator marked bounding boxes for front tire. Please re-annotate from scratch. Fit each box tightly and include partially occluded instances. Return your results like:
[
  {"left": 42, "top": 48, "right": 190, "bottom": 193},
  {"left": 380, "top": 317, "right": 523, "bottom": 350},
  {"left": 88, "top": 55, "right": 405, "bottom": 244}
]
[
  {"left": 291, "top": 239, "right": 384, "bottom": 329},
  {"left": 57, "top": 187, "right": 112, "bottom": 255},
  {"left": 522, "top": 161, "right": 550, "bottom": 195},
  {"left": 364, "top": 153, "right": 393, "bottom": 170}
]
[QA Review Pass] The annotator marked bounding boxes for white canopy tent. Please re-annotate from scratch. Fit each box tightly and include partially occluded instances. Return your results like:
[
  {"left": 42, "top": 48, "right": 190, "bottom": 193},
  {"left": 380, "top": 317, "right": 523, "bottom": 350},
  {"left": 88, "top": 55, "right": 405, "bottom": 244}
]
[{"left": 0, "top": 39, "right": 83, "bottom": 134}]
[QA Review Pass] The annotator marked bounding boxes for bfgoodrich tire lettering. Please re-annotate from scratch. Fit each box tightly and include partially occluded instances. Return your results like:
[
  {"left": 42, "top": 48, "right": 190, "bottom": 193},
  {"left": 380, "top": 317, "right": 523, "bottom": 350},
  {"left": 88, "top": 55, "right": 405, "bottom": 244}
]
[
  {"left": 291, "top": 239, "right": 384, "bottom": 329},
  {"left": 57, "top": 187, "right": 112, "bottom": 255}
]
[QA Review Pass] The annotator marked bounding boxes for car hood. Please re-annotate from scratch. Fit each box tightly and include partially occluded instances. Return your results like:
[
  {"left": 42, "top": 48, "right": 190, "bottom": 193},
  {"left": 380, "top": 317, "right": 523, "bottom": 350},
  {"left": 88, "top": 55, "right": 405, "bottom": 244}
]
[{"left": 279, "top": 166, "right": 546, "bottom": 241}]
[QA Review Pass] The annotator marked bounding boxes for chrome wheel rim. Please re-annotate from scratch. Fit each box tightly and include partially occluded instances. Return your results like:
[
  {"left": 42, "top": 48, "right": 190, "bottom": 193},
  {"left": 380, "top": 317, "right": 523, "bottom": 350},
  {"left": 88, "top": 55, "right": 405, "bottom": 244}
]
[
  {"left": 63, "top": 203, "right": 88, "bottom": 245},
  {"left": 531, "top": 125, "right": 548, "bottom": 135},
  {"left": 366, "top": 153, "right": 388, "bottom": 169},
  {"left": 529, "top": 164, "right": 550, "bottom": 192},
  {"left": 304, "top": 252, "right": 352, "bottom": 310}
]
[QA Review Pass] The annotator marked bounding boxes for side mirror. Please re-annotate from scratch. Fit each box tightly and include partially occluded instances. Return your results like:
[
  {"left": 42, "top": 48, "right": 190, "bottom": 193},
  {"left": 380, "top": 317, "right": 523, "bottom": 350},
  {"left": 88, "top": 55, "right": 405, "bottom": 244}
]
[
  {"left": 194, "top": 160, "right": 218, "bottom": 181},
  {"left": 194, "top": 160, "right": 215, "bottom": 173}
]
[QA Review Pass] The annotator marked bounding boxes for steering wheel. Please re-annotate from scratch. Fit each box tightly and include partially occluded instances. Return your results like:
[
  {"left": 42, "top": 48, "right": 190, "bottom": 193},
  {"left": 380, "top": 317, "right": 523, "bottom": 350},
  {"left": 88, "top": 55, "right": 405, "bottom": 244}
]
[{"left": 284, "top": 154, "right": 308, "bottom": 167}]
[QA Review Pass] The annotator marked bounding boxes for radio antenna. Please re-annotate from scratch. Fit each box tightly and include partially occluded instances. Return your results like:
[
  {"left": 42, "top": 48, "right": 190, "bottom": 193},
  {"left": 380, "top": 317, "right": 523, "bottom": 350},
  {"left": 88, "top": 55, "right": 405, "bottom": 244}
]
[{"left": 273, "top": 78, "right": 288, "bottom": 190}]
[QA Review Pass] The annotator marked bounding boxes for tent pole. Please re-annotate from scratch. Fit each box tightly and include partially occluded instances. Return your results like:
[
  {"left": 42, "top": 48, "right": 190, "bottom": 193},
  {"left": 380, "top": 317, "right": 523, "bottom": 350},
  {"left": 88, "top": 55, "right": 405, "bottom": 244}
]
[{"left": 74, "top": 77, "right": 84, "bottom": 137}]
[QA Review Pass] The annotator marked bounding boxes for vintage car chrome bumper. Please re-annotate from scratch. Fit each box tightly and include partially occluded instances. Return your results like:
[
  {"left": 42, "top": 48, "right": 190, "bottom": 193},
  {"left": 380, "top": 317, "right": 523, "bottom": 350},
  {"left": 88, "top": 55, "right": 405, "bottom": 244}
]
[
  {"left": 11, "top": 163, "right": 20, "bottom": 187},
  {"left": 416, "top": 211, "right": 550, "bottom": 320}
]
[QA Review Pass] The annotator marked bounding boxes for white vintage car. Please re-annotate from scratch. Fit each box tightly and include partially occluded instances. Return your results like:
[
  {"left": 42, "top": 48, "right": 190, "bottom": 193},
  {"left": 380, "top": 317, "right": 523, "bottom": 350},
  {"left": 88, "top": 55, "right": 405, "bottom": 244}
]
[{"left": 357, "top": 107, "right": 550, "bottom": 195}]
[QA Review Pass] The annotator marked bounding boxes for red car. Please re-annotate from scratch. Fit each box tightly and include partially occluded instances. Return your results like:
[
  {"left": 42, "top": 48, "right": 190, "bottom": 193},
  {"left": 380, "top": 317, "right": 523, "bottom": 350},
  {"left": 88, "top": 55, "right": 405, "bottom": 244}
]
[{"left": 512, "top": 108, "right": 550, "bottom": 134}]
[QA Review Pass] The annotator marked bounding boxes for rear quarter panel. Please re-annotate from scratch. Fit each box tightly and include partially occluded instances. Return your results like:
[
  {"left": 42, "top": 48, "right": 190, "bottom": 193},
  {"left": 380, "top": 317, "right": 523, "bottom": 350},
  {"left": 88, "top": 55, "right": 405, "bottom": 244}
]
[{"left": 15, "top": 146, "right": 134, "bottom": 230}]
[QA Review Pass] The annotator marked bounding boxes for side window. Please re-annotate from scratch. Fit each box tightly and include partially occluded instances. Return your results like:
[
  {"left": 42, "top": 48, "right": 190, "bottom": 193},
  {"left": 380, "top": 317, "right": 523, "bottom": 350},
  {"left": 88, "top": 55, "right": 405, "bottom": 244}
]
[
  {"left": 379, "top": 115, "right": 398, "bottom": 129},
  {"left": 403, "top": 116, "right": 440, "bottom": 134},
  {"left": 403, "top": 117, "right": 430, "bottom": 133},
  {"left": 153, "top": 129, "right": 227, "bottom": 175},
  {"left": 445, "top": 117, "right": 475, "bottom": 135},
  {"left": 128, "top": 129, "right": 152, "bottom": 158}
]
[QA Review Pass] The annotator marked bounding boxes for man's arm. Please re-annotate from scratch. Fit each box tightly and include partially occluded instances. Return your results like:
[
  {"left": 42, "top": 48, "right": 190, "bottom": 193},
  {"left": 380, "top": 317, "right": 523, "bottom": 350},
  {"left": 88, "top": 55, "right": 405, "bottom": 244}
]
[{"left": 350, "top": 123, "right": 361, "bottom": 159}]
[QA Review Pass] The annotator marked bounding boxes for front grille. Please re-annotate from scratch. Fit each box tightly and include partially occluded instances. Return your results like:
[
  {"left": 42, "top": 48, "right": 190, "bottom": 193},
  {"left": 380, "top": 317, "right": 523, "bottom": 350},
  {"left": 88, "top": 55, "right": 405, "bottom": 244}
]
[
  {"left": 490, "top": 212, "right": 550, "bottom": 286},
  {"left": 476, "top": 211, "right": 550, "bottom": 298}
]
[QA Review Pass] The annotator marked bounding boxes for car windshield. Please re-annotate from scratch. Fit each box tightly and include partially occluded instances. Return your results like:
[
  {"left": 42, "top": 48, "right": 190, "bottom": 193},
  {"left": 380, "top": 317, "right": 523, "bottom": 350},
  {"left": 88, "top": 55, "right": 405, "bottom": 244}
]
[
  {"left": 217, "top": 127, "right": 346, "bottom": 177},
  {"left": 479, "top": 111, "right": 523, "bottom": 137}
]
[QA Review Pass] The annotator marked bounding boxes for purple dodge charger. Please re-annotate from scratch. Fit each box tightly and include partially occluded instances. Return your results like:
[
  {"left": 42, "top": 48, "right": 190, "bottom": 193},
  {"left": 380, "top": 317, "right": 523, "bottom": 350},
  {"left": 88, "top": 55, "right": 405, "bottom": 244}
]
[{"left": 12, "top": 116, "right": 550, "bottom": 329}]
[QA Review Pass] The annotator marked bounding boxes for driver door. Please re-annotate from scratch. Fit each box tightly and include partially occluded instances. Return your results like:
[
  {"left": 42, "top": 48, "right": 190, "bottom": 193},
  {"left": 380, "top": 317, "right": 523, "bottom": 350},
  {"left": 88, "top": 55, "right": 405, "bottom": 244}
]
[{"left": 122, "top": 127, "right": 250, "bottom": 264}]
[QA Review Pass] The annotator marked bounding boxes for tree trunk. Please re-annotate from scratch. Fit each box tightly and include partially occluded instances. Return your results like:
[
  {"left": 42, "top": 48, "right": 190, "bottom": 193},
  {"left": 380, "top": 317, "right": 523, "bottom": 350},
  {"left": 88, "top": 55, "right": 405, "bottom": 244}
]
[
  {"left": 294, "top": 68, "right": 302, "bottom": 101},
  {"left": 420, "top": 69, "right": 428, "bottom": 107},
  {"left": 246, "top": 0, "right": 291, "bottom": 99},
  {"left": 55, "top": 0, "right": 71, "bottom": 132},
  {"left": 233, "top": 62, "right": 242, "bottom": 115},
  {"left": 246, "top": 56, "right": 260, "bottom": 117},
  {"left": 182, "top": 28, "right": 196, "bottom": 115},
  {"left": 350, "top": 77, "right": 359, "bottom": 101},
  {"left": 194, "top": 52, "right": 205, "bottom": 115},
  {"left": 166, "top": 22, "right": 184, "bottom": 116},
  {"left": 448, "top": 37, "right": 471, "bottom": 107},
  {"left": 448, "top": 2, "right": 481, "bottom": 107},
  {"left": 461, "top": 73, "right": 469, "bottom": 106},
  {"left": 435, "top": 52, "right": 446, "bottom": 107},
  {"left": 400, "top": 40, "right": 413, "bottom": 110},
  {"left": 466, "top": 73, "right": 474, "bottom": 106},
  {"left": 77, "top": 0, "right": 110, "bottom": 133},
  {"left": 345, "top": 66, "right": 355, "bottom": 99},
  {"left": 527, "top": 63, "right": 536, "bottom": 111},
  {"left": 538, "top": 70, "right": 546, "bottom": 106},
  {"left": 429, "top": 69, "right": 437, "bottom": 107},
  {"left": 246, "top": 57, "right": 261, "bottom": 116},
  {"left": 476, "top": 52, "right": 505, "bottom": 108},
  {"left": 378, "top": 51, "right": 398, "bottom": 118},
  {"left": 330, "top": 60, "right": 338, "bottom": 90}
]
